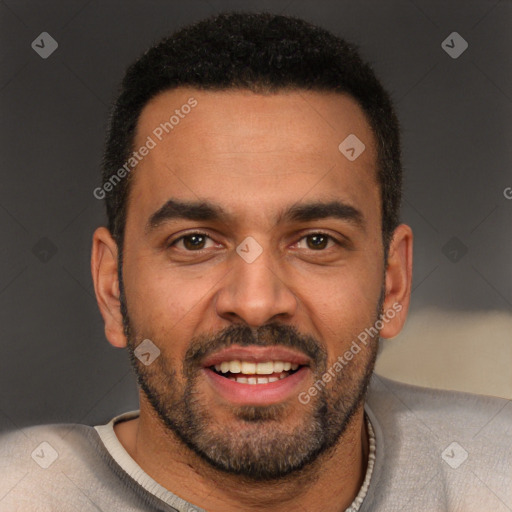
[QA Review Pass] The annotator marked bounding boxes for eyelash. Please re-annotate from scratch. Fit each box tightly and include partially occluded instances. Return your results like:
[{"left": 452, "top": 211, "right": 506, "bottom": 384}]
[{"left": 167, "top": 231, "right": 343, "bottom": 251}]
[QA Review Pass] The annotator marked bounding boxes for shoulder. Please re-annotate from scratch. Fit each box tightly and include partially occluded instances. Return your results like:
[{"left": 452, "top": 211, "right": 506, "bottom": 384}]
[
  {"left": 367, "top": 373, "right": 511, "bottom": 429},
  {"left": 364, "top": 375, "right": 512, "bottom": 511},
  {"left": 0, "top": 422, "right": 109, "bottom": 511},
  {"left": 367, "top": 374, "right": 511, "bottom": 443},
  {"left": 0, "top": 421, "right": 101, "bottom": 469}
]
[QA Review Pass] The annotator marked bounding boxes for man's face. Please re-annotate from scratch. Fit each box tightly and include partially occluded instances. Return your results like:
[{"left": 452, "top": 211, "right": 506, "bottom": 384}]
[{"left": 120, "top": 88, "right": 385, "bottom": 480}]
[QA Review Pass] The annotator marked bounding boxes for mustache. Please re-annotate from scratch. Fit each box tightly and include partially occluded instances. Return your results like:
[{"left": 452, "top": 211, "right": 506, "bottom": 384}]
[{"left": 184, "top": 322, "right": 326, "bottom": 369}]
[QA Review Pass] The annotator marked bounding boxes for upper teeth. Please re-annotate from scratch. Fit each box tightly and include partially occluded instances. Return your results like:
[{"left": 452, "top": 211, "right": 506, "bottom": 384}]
[{"left": 214, "top": 360, "right": 299, "bottom": 374}]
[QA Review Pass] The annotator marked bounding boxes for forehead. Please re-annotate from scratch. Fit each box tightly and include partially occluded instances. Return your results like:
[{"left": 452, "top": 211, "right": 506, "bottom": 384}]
[{"left": 129, "top": 88, "right": 379, "bottom": 229}]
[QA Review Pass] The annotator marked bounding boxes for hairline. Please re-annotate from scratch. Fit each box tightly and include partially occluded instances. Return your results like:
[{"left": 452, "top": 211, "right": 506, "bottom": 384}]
[{"left": 116, "top": 85, "right": 387, "bottom": 250}]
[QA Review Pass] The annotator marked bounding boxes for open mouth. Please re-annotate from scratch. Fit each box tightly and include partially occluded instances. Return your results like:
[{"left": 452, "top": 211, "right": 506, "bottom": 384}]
[
  {"left": 210, "top": 360, "right": 303, "bottom": 384},
  {"left": 201, "top": 345, "right": 311, "bottom": 404}
]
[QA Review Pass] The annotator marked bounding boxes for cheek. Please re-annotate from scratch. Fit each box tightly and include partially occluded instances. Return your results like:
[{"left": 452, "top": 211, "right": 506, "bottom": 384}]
[
  {"left": 123, "top": 255, "right": 223, "bottom": 339},
  {"left": 293, "top": 262, "right": 383, "bottom": 350}
]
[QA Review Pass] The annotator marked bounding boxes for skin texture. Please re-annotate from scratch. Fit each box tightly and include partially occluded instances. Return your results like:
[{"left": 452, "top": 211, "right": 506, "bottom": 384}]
[{"left": 91, "top": 88, "right": 413, "bottom": 511}]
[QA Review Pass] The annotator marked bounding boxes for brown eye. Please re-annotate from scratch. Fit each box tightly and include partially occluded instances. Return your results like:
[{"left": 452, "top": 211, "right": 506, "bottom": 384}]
[
  {"left": 182, "top": 234, "right": 207, "bottom": 250},
  {"left": 305, "top": 233, "right": 330, "bottom": 250},
  {"left": 169, "top": 232, "right": 214, "bottom": 251}
]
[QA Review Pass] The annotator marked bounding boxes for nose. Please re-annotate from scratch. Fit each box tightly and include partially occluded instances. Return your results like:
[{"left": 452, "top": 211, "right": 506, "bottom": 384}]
[{"left": 214, "top": 243, "right": 298, "bottom": 327}]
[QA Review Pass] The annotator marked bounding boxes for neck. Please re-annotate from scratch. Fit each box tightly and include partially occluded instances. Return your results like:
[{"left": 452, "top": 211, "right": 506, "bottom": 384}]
[{"left": 115, "top": 394, "right": 369, "bottom": 512}]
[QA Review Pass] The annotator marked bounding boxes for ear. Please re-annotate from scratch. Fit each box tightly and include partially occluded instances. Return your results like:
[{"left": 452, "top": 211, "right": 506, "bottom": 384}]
[
  {"left": 91, "top": 227, "right": 127, "bottom": 348},
  {"left": 379, "top": 224, "right": 413, "bottom": 339}
]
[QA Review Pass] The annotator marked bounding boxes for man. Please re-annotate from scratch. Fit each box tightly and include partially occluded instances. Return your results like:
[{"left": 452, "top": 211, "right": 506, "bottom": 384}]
[{"left": 1, "top": 12, "right": 510, "bottom": 512}]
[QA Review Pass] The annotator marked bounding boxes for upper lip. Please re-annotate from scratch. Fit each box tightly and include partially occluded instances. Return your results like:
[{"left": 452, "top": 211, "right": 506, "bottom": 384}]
[{"left": 201, "top": 345, "right": 311, "bottom": 368}]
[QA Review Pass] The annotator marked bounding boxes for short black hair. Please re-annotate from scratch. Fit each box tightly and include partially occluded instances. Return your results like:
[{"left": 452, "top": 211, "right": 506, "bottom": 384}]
[{"left": 101, "top": 11, "right": 402, "bottom": 254}]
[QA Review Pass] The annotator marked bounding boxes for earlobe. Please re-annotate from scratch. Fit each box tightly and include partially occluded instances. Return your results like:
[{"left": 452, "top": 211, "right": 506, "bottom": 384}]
[
  {"left": 379, "top": 224, "right": 413, "bottom": 339},
  {"left": 91, "top": 227, "right": 127, "bottom": 348}
]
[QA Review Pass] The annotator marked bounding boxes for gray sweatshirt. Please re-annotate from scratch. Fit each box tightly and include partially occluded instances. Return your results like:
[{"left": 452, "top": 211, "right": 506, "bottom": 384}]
[{"left": 0, "top": 374, "right": 510, "bottom": 511}]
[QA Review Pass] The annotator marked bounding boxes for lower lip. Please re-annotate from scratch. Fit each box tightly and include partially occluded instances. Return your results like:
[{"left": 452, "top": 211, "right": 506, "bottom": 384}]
[{"left": 203, "top": 367, "right": 310, "bottom": 405}]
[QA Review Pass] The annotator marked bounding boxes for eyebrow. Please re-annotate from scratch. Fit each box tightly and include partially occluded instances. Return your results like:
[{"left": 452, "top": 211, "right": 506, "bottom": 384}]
[{"left": 145, "top": 198, "right": 365, "bottom": 233}]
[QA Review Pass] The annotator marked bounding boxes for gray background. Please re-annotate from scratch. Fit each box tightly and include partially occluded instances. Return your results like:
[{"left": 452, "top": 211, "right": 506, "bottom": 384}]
[{"left": 0, "top": 0, "right": 511, "bottom": 433}]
